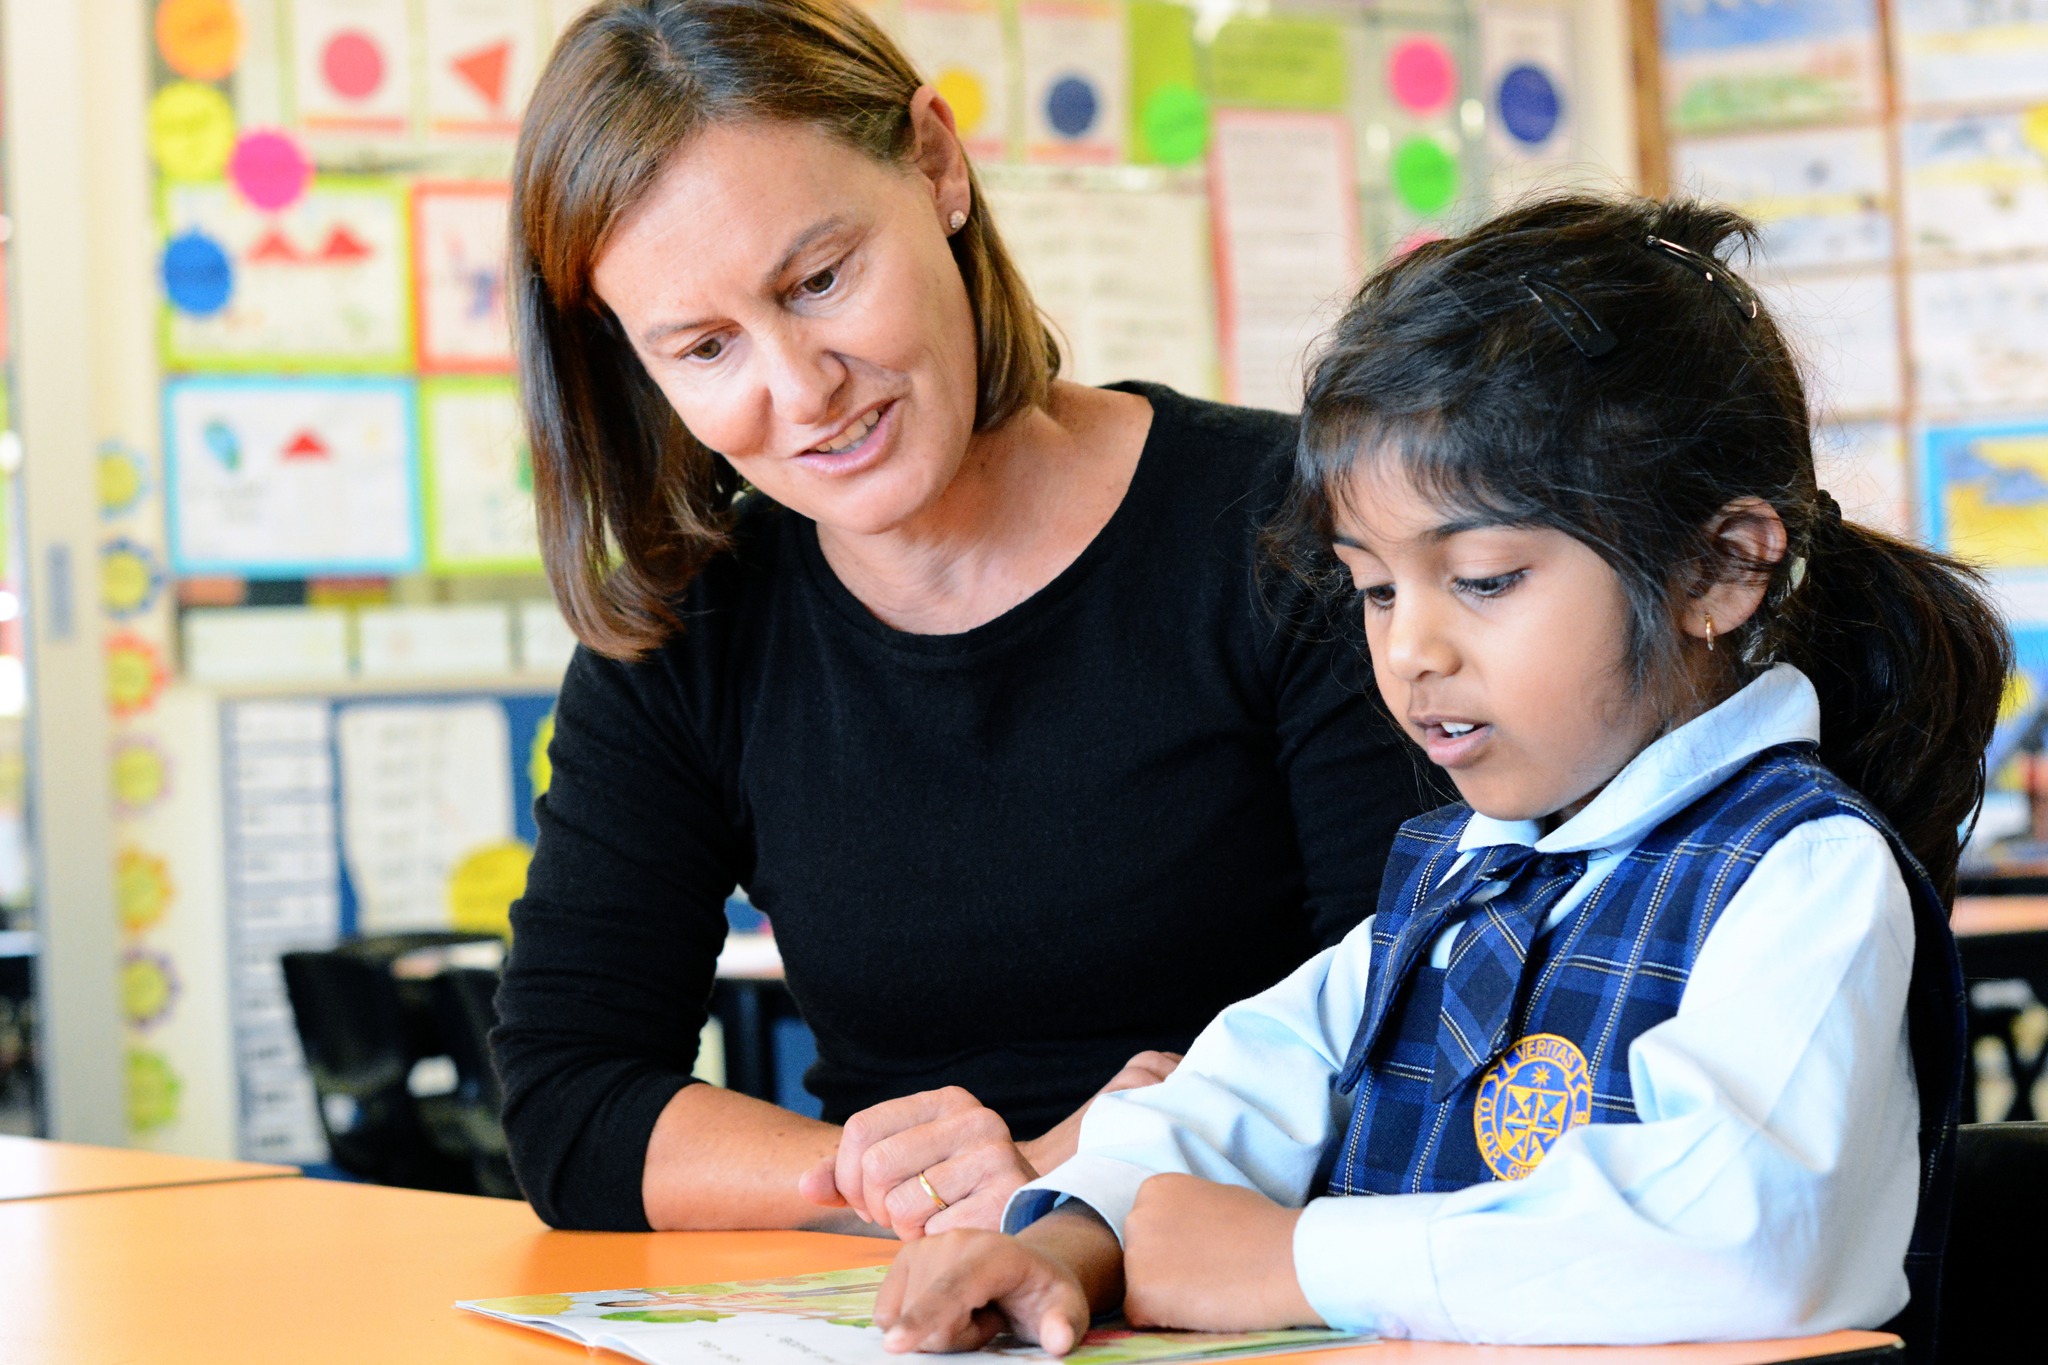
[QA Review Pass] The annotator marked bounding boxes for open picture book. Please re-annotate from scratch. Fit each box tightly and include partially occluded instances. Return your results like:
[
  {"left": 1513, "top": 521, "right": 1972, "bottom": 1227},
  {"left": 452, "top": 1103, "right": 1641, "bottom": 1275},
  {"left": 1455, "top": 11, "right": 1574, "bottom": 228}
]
[{"left": 457, "top": 1264, "right": 1371, "bottom": 1365}]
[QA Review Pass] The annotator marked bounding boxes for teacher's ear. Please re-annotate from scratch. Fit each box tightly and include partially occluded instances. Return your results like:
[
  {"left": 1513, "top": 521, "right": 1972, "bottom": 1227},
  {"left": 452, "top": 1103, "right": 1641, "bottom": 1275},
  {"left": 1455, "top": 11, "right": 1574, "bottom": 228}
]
[{"left": 906, "top": 85, "right": 973, "bottom": 236}]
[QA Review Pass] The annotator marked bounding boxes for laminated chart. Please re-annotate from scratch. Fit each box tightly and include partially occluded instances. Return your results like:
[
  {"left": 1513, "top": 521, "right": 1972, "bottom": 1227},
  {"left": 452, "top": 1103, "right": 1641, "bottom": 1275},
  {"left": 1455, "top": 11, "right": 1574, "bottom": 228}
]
[
  {"left": 1901, "top": 112, "right": 2048, "bottom": 260},
  {"left": 161, "top": 178, "right": 412, "bottom": 371},
  {"left": 165, "top": 377, "right": 421, "bottom": 576},
  {"left": 1658, "top": 0, "right": 1884, "bottom": 134},
  {"left": 1674, "top": 126, "right": 1893, "bottom": 272},
  {"left": 1018, "top": 0, "right": 1128, "bottom": 163},
  {"left": 1480, "top": 5, "right": 1575, "bottom": 171},
  {"left": 289, "top": 0, "right": 414, "bottom": 135},
  {"left": 412, "top": 180, "right": 513, "bottom": 372},
  {"left": 423, "top": 0, "right": 541, "bottom": 139},
  {"left": 1892, "top": 0, "right": 2048, "bottom": 109},
  {"left": 895, "top": 0, "right": 1012, "bottom": 162},
  {"left": 420, "top": 376, "right": 540, "bottom": 572}
]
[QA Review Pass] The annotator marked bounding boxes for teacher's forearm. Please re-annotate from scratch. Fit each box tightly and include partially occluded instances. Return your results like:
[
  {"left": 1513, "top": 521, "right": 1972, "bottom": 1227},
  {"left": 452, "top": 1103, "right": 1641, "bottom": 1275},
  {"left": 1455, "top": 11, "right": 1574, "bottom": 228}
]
[{"left": 642, "top": 1082, "right": 875, "bottom": 1233}]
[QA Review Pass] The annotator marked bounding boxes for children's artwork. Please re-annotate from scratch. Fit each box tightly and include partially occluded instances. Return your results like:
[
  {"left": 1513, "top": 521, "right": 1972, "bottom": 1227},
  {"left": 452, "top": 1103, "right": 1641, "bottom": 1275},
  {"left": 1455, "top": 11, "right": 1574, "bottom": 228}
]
[
  {"left": 1017, "top": 1, "right": 1126, "bottom": 164},
  {"left": 1758, "top": 272, "right": 1902, "bottom": 417},
  {"left": 1208, "top": 110, "right": 1360, "bottom": 414},
  {"left": 980, "top": 167, "right": 1217, "bottom": 398},
  {"left": 1891, "top": 0, "right": 2048, "bottom": 108},
  {"left": 896, "top": 0, "right": 1010, "bottom": 162},
  {"left": 1658, "top": 0, "right": 1883, "bottom": 133},
  {"left": 1205, "top": 16, "right": 1349, "bottom": 113},
  {"left": 459, "top": 1265, "right": 1366, "bottom": 1365},
  {"left": 1480, "top": 7, "right": 1572, "bottom": 161},
  {"left": 412, "top": 181, "right": 513, "bottom": 371},
  {"left": 1909, "top": 262, "right": 2048, "bottom": 411},
  {"left": 420, "top": 377, "right": 540, "bottom": 571},
  {"left": 161, "top": 178, "right": 412, "bottom": 371},
  {"left": 1920, "top": 417, "right": 2048, "bottom": 572},
  {"left": 289, "top": 0, "right": 413, "bottom": 135},
  {"left": 1673, "top": 126, "right": 1892, "bottom": 272},
  {"left": 1814, "top": 420, "right": 1911, "bottom": 536},
  {"left": 164, "top": 377, "right": 421, "bottom": 576},
  {"left": 1901, "top": 112, "right": 2048, "bottom": 260},
  {"left": 423, "top": 0, "right": 541, "bottom": 139}
]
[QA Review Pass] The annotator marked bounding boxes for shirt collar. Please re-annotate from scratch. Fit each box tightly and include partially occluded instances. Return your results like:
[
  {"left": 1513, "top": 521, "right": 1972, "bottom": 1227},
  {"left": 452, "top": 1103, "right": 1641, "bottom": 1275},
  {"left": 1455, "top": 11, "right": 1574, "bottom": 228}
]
[{"left": 1457, "top": 663, "right": 1822, "bottom": 857}]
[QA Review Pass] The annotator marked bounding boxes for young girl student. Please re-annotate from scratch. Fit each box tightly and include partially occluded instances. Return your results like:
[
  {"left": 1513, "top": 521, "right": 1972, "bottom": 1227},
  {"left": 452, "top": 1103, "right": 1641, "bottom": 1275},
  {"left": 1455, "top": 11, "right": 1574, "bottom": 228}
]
[{"left": 868, "top": 196, "right": 2010, "bottom": 1355}]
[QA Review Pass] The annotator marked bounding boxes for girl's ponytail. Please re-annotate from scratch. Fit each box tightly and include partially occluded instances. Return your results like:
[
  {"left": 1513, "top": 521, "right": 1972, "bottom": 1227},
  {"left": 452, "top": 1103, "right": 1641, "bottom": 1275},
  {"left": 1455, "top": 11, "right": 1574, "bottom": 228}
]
[{"left": 1764, "top": 494, "right": 2012, "bottom": 899}]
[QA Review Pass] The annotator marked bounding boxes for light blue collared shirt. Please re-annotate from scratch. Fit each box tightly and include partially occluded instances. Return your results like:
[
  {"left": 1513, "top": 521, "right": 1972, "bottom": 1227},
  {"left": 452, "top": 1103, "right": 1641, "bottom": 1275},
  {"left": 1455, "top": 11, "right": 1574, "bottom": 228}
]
[{"left": 1005, "top": 665, "right": 1918, "bottom": 1345}]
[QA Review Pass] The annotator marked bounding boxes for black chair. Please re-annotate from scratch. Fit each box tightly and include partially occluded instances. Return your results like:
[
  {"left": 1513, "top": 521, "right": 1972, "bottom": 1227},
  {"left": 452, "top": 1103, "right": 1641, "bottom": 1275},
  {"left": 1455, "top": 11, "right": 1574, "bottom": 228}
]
[
  {"left": 430, "top": 966, "right": 521, "bottom": 1199},
  {"left": 1936, "top": 1121, "right": 2048, "bottom": 1362},
  {"left": 280, "top": 932, "right": 495, "bottom": 1193}
]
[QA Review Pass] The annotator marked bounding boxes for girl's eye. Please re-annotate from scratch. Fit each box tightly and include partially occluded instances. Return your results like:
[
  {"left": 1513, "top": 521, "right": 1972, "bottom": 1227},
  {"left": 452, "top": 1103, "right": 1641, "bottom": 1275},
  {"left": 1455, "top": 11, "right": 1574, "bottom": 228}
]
[
  {"left": 1454, "top": 570, "right": 1526, "bottom": 599},
  {"left": 797, "top": 266, "right": 838, "bottom": 297},
  {"left": 1357, "top": 583, "right": 1396, "bottom": 610},
  {"left": 686, "top": 336, "right": 725, "bottom": 362}
]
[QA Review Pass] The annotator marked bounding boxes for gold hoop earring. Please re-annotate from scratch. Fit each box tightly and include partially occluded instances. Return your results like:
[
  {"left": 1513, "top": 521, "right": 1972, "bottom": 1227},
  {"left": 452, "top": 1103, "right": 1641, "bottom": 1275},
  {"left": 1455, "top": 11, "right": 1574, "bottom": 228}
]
[{"left": 1705, "top": 614, "right": 1716, "bottom": 652}]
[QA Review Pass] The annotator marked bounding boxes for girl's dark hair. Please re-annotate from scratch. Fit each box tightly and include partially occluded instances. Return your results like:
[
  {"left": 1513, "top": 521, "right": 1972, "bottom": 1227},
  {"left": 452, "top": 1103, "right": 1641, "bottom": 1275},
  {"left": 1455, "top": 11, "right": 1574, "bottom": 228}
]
[
  {"left": 514, "top": 0, "right": 1058, "bottom": 659},
  {"left": 1279, "top": 194, "right": 2011, "bottom": 899}
]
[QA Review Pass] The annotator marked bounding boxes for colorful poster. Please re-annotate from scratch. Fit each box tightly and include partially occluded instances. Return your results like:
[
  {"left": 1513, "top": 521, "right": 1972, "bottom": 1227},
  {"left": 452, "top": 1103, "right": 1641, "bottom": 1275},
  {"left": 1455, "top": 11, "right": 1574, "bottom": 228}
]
[
  {"left": 164, "top": 377, "right": 421, "bottom": 576},
  {"left": 1758, "top": 272, "right": 1902, "bottom": 418},
  {"left": 1673, "top": 126, "right": 1892, "bottom": 272},
  {"left": 1910, "top": 262, "right": 2048, "bottom": 411},
  {"left": 161, "top": 178, "right": 412, "bottom": 372},
  {"left": 1480, "top": 7, "right": 1573, "bottom": 162},
  {"left": 423, "top": 0, "right": 541, "bottom": 139},
  {"left": 1814, "top": 420, "right": 1911, "bottom": 536},
  {"left": 1892, "top": 0, "right": 2048, "bottom": 108},
  {"left": 460, "top": 1265, "right": 1365, "bottom": 1365},
  {"left": 896, "top": 0, "right": 1010, "bottom": 162},
  {"left": 289, "top": 0, "right": 414, "bottom": 135},
  {"left": 1901, "top": 112, "right": 2048, "bottom": 260},
  {"left": 420, "top": 377, "right": 540, "bottom": 572},
  {"left": 1018, "top": 0, "right": 1126, "bottom": 164},
  {"left": 1209, "top": 111, "right": 1361, "bottom": 413},
  {"left": 1206, "top": 16, "right": 1350, "bottom": 113},
  {"left": 980, "top": 167, "right": 1218, "bottom": 398},
  {"left": 1659, "top": 0, "right": 1883, "bottom": 134},
  {"left": 1921, "top": 417, "right": 2048, "bottom": 570},
  {"left": 413, "top": 180, "right": 513, "bottom": 372}
]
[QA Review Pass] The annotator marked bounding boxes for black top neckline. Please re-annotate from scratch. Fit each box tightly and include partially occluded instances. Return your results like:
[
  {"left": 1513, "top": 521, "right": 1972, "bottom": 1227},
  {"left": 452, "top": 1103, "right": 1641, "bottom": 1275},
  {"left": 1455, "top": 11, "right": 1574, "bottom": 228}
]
[{"left": 791, "top": 380, "right": 1173, "bottom": 656}]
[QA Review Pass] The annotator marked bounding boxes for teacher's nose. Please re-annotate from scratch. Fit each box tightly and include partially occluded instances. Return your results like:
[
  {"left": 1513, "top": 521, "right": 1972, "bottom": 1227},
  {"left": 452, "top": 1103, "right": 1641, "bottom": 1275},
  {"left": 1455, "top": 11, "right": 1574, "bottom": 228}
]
[{"left": 759, "top": 326, "right": 850, "bottom": 431}]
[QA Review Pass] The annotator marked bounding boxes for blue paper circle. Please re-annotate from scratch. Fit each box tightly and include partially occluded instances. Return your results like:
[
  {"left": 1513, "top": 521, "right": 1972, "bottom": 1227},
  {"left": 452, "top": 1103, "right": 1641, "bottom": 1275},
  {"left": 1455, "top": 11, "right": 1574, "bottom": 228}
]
[
  {"left": 161, "top": 230, "right": 233, "bottom": 316},
  {"left": 1046, "top": 75, "right": 1098, "bottom": 139},
  {"left": 1498, "top": 65, "right": 1561, "bottom": 146}
]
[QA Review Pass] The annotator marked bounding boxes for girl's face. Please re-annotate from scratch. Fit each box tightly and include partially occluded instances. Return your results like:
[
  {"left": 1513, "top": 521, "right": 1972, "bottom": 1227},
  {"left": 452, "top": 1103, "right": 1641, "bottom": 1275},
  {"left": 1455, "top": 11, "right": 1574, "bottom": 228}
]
[
  {"left": 1330, "top": 464, "right": 1668, "bottom": 829},
  {"left": 590, "top": 108, "right": 980, "bottom": 539}
]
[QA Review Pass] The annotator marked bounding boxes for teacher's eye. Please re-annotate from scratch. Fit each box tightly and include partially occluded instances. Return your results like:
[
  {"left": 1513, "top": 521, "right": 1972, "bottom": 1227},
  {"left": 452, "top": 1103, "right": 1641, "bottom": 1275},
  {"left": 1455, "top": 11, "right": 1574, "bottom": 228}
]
[
  {"left": 684, "top": 335, "right": 726, "bottom": 363},
  {"left": 1454, "top": 570, "right": 1526, "bottom": 600},
  {"left": 796, "top": 266, "right": 840, "bottom": 297},
  {"left": 1357, "top": 583, "right": 1396, "bottom": 610}
]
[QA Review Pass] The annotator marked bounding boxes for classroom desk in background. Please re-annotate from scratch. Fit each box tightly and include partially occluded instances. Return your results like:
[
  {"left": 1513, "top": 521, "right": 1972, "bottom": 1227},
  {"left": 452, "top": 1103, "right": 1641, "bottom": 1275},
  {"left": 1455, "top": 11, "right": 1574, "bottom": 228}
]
[
  {"left": 0, "top": 1133, "right": 295, "bottom": 1203},
  {"left": 0, "top": 1163, "right": 1901, "bottom": 1364}
]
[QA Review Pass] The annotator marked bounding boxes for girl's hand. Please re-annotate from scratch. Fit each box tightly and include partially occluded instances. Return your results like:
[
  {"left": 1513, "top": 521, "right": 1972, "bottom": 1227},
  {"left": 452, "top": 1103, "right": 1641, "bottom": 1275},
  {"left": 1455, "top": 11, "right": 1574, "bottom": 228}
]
[
  {"left": 1122, "top": 1174, "right": 1321, "bottom": 1333},
  {"left": 876, "top": 1207, "right": 1124, "bottom": 1355},
  {"left": 798, "top": 1053, "right": 1182, "bottom": 1240}
]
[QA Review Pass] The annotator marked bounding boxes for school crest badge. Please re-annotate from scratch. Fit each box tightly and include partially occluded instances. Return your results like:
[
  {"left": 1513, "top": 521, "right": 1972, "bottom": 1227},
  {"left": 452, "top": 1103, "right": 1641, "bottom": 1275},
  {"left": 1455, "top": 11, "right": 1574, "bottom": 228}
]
[{"left": 1473, "top": 1032, "right": 1593, "bottom": 1181}]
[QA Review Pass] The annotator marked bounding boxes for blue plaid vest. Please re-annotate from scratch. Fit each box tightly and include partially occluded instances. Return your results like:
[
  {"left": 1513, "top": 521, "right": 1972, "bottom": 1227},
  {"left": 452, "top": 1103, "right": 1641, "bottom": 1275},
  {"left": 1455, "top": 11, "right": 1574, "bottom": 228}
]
[{"left": 1321, "top": 744, "right": 1962, "bottom": 1357}]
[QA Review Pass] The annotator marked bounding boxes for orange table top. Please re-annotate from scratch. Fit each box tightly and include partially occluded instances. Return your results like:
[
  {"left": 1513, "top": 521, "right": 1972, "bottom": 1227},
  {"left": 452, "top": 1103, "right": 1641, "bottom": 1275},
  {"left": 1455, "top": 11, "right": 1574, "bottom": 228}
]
[
  {"left": 0, "top": 1134, "right": 296, "bottom": 1203},
  {"left": 1952, "top": 894, "right": 2048, "bottom": 938},
  {"left": 0, "top": 1174, "right": 1897, "bottom": 1364}
]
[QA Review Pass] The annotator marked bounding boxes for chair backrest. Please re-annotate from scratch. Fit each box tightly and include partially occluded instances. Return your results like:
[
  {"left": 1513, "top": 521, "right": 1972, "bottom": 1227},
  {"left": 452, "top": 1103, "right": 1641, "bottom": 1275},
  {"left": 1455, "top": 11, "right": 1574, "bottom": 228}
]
[{"left": 1937, "top": 1121, "right": 2048, "bottom": 1363}]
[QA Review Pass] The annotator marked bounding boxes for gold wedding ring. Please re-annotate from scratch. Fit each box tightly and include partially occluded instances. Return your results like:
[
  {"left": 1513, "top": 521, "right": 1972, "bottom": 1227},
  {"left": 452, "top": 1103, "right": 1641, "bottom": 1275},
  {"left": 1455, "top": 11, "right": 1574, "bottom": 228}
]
[{"left": 916, "top": 1170, "right": 948, "bottom": 1212}]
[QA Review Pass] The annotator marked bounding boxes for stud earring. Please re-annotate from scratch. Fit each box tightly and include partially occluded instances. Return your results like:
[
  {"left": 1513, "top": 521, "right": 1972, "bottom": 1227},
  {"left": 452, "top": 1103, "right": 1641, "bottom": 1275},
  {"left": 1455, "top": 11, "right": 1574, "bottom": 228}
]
[
  {"left": 1705, "top": 614, "right": 1716, "bottom": 652},
  {"left": 948, "top": 209, "right": 967, "bottom": 233}
]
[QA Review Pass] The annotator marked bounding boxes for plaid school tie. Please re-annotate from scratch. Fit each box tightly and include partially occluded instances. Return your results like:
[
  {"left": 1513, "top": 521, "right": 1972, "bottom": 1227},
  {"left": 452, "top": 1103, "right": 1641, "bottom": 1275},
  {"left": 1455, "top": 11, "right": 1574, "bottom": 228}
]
[{"left": 1429, "top": 843, "right": 1588, "bottom": 1100}]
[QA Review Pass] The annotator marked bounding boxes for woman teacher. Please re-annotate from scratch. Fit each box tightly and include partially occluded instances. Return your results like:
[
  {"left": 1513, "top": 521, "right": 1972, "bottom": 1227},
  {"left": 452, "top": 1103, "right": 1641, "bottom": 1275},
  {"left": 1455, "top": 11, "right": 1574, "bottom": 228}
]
[{"left": 495, "top": 0, "right": 1425, "bottom": 1235}]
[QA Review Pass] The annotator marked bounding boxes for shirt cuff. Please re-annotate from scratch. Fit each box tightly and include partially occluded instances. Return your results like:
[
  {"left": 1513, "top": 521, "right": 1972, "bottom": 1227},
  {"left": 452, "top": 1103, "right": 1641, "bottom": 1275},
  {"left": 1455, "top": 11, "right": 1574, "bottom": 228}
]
[
  {"left": 1001, "top": 1154, "right": 1160, "bottom": 1244},
  {"left": 1293, "top": 1192, "right": 1458, "bottom": 1340}
]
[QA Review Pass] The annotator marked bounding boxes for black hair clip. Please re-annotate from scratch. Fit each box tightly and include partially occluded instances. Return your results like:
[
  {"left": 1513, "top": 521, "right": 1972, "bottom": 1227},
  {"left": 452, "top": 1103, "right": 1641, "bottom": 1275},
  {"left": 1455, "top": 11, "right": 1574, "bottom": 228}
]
[
  {"left": 1644, "top": 235, "right": 1759, "bottom": 321},
  {"left": 1520, "top": 273, "right": 1618, "bottom": 359}
]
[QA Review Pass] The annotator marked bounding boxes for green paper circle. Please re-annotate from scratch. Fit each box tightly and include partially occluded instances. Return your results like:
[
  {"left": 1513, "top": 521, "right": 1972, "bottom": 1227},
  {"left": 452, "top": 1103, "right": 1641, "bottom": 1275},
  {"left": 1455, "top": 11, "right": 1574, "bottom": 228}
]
[
  {"left": 1391, "top": 136, "right": 1460, "bottom": 216},
  {"left": 1141, "top": 83, "right": 1210, "bottom": 166}
]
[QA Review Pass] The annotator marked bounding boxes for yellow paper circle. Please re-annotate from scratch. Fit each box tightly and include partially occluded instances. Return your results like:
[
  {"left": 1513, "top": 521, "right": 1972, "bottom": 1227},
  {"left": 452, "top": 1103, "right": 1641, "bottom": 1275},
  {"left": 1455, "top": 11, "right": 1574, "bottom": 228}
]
[
  {"left": 116, "top": 848, "right": 175, "bottom": 934},
  {"left": 148, "top": 81, "right": 236, "bottom": 181},
  {"left": 114, "top": 742, "right": 171, "bottom": 813},
  {"left": 127, "top": 1048, "right": 183, "bottom": 1133},
  {"left": 935, "top": 68, "right": 988, "bottom": 137},
  {"left": 103, "top": 547, "right": 157, "bottom": 617},
  {"left": 156, "top": 0, "right": 244, "bottom": 81},
  {"left": 98, "top": 447, "right": 147, "bottom": 517},
  {"left": 106, "top": 635, "right": 169, "bottom": 717},
  {"left": 448, "top": 841, "right": 533, "bottom": 937},
  {"left": 2024, "top": 105, "right": 2048, "bottom": 162},
  {"left": 122, "top": 956, "right": 176, "bottom": 1026}
]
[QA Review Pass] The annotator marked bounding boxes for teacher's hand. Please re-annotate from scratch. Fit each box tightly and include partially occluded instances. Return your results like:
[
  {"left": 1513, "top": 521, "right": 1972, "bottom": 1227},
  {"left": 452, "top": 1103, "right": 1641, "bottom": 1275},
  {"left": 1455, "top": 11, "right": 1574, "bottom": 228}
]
[{"left": 798, "top": 1051, "right": 1181, "bottom": 1241}]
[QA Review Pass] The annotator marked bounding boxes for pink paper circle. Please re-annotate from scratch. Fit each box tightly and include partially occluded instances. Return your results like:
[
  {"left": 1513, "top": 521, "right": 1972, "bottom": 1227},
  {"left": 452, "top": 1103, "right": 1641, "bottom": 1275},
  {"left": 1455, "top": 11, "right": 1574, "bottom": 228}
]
[
  {"left": 228, "top": 130, "right": 311, "bottom": 211},
  {"left": 1388, "top": 37, "right": 1456, "bottom": 115},
  {"left": 322, "top": 29, "right": 383, "bottom": 100}
]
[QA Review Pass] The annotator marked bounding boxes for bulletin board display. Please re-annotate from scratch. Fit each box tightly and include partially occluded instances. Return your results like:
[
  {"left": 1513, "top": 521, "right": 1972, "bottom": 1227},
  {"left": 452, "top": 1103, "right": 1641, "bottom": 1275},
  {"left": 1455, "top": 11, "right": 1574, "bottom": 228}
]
[
  {"left": 219, "top": 689, "right": 552, "bottom": 1162},
  {"left": 1651, "top": 0, "right": 2048, "bottom": 851}
]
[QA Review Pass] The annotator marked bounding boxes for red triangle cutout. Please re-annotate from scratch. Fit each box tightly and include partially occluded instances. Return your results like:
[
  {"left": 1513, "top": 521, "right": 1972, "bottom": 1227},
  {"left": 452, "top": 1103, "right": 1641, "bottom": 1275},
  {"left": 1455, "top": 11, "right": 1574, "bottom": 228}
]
[
  {"left": 248, "top": 228, "right": 302, "bottom": 263},
  {"left": 317, "top": 226, "right": 374, "bottom": 262},
  {"left": 451, "top": 41, "right": 511, "bottom": 109},
  {"left": 282, "top": 430, "right": 330, "bottom": 460}
]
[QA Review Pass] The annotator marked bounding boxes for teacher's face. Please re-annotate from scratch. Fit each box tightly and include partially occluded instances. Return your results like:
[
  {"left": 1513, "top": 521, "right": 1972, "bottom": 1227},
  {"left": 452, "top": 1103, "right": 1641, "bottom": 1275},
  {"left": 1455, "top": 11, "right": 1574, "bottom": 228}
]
[{"left": 591, "top": 106, "right": 980, "bottom": 537}]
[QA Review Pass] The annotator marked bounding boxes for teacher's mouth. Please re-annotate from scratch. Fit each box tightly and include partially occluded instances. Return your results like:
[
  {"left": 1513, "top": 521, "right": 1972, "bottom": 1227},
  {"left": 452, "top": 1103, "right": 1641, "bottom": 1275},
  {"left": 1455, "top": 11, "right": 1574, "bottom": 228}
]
[{"left": 796, "top": 399, "right": 899, "bottom": 475}]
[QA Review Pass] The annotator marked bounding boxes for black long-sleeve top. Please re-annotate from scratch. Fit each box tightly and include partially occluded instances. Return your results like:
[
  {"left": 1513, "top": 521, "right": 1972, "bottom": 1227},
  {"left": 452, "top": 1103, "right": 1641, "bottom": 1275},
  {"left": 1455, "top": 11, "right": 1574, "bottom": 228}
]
[{"left": 493, "top": 384, "right": 1435, "bottom": 1229}]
